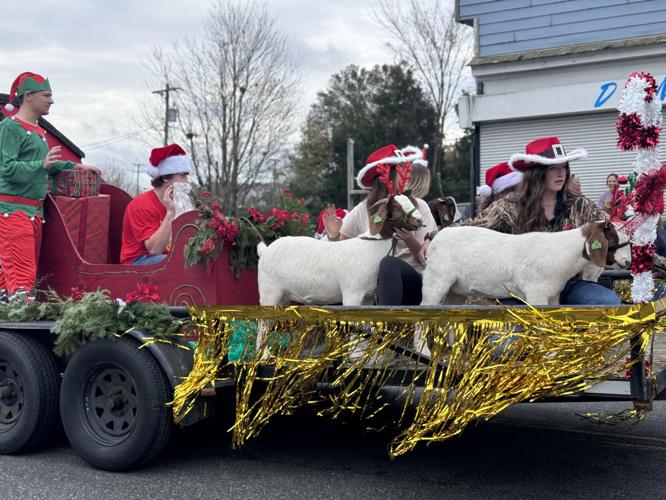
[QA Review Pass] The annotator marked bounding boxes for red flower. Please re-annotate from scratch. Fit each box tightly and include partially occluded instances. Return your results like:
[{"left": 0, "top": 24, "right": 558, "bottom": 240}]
[
  {"left": 225, "top": 221, "right": 240, "bottom": 243},
  {"left": 298, "top": 197, "right": 305, "bottom": 204},
  {"left": 199, "top": 238, "right": 216, "bottom": 255},
  {"left": 300, "top": 213, "right": 310, "bottom": 224},
  {"left": 70, "top": 287, "right": 84, "bottom": 301},
  {"left": 212, "top": 203, "right": 222, "bottom": 212},
  {"left": 125, "top": 283, "right": 161, "bottom": 304},
  {"left": 272, "top": 208, "right": 291, "bottom": 225},
  {"left": 247, "top": 207, "right": 265, "bottom": 223},
  {"left": 201, "top": 191, "right": 211, "bottom": 197},
  {"left": 562, "top": 224, "right": 575, "bottom": 231}
]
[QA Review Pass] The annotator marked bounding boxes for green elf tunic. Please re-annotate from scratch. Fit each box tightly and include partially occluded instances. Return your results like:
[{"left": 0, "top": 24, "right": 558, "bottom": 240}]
[{"left": 0, "top": 115, "right": 76, "bottom": 217}]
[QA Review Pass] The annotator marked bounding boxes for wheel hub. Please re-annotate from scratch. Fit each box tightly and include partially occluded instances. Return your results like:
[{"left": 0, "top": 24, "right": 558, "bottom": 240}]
[
  {"left": 83, "top": 366, "right": 138, "bottom": 440},
  {"left": 0, "top": 361, "right": 23, "bottom": 426}
]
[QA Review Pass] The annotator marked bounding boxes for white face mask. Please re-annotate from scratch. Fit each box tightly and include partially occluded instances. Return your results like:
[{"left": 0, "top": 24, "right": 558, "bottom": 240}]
[{"left": 172, "top": 182, "right": 194, "bottom": 217}]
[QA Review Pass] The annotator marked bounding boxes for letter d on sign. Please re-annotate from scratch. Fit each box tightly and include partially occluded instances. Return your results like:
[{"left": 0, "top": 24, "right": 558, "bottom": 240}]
[{"left": 594, "top": 82, "right": 617, "bottom": 108}]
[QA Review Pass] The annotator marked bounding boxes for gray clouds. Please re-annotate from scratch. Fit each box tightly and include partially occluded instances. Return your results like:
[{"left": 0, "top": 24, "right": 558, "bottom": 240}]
[{"left": 1, "top": 0, "right": 393, "bottom": 167}]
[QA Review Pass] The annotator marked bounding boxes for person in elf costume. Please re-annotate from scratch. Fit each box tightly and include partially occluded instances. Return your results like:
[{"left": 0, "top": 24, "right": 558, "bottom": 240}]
[
  {"left": 0, "top": 71, "right": 99, "bottom": 301},
  {"left": 120, "top": 143, "right": 191, "bottom": 265}
]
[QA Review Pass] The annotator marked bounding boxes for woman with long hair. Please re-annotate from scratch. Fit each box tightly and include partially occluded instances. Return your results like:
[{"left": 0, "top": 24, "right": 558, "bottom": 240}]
[
  {"left": 323, "top": 144, "right": 437, "bottom": 305},
  {"left": 471, "top": 136, "right": 621, "bottom": 305}
]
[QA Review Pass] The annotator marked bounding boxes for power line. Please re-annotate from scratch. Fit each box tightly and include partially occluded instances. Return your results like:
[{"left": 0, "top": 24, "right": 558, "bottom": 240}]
[{"left": 81, "top": 128, "right": 152, "bottom": 150}]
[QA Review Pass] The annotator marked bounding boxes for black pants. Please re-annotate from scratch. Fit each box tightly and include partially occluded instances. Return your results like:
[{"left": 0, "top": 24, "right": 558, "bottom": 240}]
[{"left": 377, "top": 256, "right": 422, "bottom": 305}]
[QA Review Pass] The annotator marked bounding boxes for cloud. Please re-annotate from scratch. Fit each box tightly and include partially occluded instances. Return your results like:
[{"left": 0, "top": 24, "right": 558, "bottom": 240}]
[{"left": 0, "top": 0, "right": 397, "bottom": 173}]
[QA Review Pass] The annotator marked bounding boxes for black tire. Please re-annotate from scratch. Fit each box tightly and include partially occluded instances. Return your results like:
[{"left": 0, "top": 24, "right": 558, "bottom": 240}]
[
  {"left": 60, "top": 336, "right": 173, "bottom": 471},
  {"left": 0, "top": 331, "right": 60, "bottom": 454}
]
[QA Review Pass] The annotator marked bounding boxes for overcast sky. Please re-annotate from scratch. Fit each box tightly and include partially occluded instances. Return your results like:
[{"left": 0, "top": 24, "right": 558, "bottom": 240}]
[{"left": 1, "top": 0, "right": 457, "bottom": 186}]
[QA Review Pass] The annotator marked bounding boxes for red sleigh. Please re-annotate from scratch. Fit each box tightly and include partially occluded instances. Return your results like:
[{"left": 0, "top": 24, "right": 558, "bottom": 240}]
[{"left": 38, "top": 183, "right": 259, "bottom": 306}]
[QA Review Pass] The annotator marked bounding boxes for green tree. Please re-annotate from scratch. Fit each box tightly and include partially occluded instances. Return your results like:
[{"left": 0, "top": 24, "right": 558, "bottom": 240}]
[
  {"left": 288, "top": 64, "right": 437, "bottom": 209},
  {"left": 439, "top": 129, "right": 473, "bottom": 203}
]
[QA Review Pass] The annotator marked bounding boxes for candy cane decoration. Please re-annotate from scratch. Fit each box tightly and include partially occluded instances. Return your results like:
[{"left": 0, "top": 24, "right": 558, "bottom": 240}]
[{"left": 616, "top": 72, "right": 665, "bottom": 303}]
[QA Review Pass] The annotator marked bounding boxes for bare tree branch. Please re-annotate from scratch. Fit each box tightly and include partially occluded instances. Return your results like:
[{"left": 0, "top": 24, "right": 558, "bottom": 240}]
[
  {"left": 373, "top": 0, "right": 473, "bottom": 195},
  {"left": 140, "top": 0, "right": 301, "bottom": 213}
]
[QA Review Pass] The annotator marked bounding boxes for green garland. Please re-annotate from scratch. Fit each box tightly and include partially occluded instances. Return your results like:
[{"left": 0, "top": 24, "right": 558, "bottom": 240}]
[{"left": 0, "top": 286, "right": 191, "bottom": 357}]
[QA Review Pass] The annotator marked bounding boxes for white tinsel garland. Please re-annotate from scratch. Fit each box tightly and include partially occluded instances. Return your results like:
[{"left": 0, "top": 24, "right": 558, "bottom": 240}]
[
  {"left": 631, "top": 272, "right": 655, "bottom": 304},
  {"left": 617, "top": 72, "right": 662, "bottom": 303},
  {"left": 634, "top": 150, "right": 661, "bottom": 174},
  {"left": 631, "top": 215, "right": 659, "bottom": 247}
]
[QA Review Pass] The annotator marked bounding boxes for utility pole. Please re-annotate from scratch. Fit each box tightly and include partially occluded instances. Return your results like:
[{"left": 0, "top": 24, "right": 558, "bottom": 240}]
[
  {"left": 346, "top": 138, "right": 364, "bottom": 210},
  {"left": 132, "top": 163, "right": 143, "bottom": 196},
  {"left": 152, "top": 82, "right": 182, "bottom": 146}
]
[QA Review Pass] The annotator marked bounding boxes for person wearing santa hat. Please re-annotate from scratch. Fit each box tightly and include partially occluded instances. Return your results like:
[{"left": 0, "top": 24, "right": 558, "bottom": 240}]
[
  {"left": 471, "top": 136, "right": 621, "bottom": 305},
  {"left": 0, "top": 71, "right": 99, "bottom": 301},
  {"left": 120, "top": 143, "right": 192, "bottom": 265},
  {"left": 322, "top": 144, "right": 437, "bottom": 305},
  {"left": 477, "top": 161, "right": 523, "bottom": 212}
]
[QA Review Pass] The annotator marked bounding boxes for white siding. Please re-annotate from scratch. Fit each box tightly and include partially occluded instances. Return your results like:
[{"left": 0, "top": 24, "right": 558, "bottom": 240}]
[{"left": 479, "top": 111, "right": 666, "bottom": 205}]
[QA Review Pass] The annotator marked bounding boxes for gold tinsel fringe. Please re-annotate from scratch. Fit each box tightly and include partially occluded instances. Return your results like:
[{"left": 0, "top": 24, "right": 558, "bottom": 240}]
[{"left": 172, "top": 302, "right": 666, "bottom": 457}]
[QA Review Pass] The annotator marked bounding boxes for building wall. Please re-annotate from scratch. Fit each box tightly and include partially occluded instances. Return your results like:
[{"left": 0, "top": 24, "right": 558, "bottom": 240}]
[{"left": 458, "top": 0, "right": 666, "bottom": 57}]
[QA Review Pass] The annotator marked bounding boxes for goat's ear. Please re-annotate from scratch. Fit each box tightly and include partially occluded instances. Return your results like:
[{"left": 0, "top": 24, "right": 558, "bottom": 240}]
[
  {"left": 368, "top": 198, "right": 389, "bottom": 236},
  {"left": 585, "top": 222, "right": 609, "bottom": 267}
]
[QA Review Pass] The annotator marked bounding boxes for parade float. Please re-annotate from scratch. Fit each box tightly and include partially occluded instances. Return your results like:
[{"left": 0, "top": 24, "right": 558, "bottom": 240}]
[{"left": 1, "top": 73, "right": 666, "bottom": 472}]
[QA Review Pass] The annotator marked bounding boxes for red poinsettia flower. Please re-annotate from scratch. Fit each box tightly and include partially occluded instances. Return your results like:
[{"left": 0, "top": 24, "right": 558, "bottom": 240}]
[
  {"left": 199, "top": 238, "right": 216, "bottom": 255},
  {"left": 201, "top": 191, "right": 211, "bottom": 197},
  {"left": 70, "top": 287, "right": 84, "bottom": 301},
  {"left": 125, "top": 283, "right": 161, "bottom": 304},
  {"left": 247, "top": 207, "right": 265, "bottom": 223},
  {"left": 225, "top": 221, "right": 240, "bottom": 244}
]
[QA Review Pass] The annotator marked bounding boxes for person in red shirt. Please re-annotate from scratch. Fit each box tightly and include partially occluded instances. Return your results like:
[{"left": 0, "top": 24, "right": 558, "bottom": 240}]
[{"left": 120, "top": 144, "right": 191, "bottom": 265}]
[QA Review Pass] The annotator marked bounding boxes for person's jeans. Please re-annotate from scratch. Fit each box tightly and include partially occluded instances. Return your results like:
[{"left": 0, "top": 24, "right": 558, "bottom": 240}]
[
  {"left": 500, "top": 279, "right": 621, "bottom": 306},
  {"left": 559, "top": 279, "right": 621, "bottom": 305},
  {"left": 131, "top": 253, "right": 167, "bottom": 265}
]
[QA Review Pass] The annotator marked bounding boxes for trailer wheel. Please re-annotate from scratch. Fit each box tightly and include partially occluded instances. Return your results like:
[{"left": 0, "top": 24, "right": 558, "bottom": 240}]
[
  {"left": 60, "top": 336, "right": 172, "bottom": 471},
  {"left": 0, "top": 332, "right": 60, "bottom": 454}
]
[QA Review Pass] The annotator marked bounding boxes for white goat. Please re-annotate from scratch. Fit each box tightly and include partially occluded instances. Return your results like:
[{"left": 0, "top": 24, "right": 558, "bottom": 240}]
[
  {"left": 256, "top": 195, "right": 424, "bottom": 357},
  {"left": 421, "top": 221, "right": 629, "bottom": 306},
  {"left": 414, "top": 221, "right": 631, "bottom": 355},
  {"left": 257, "top": 195, "right": 423, "bottom": 306}
]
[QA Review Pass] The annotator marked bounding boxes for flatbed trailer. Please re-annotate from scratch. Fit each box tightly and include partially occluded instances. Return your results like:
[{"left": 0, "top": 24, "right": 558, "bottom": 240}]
[{"left": 1, "top": 185, "right": 665, "bottom": 470}]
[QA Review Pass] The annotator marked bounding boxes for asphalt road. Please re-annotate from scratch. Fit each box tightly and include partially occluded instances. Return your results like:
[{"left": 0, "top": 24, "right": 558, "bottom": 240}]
[{"left": 2, "top": 400, "right": 665, "bottom": 499}]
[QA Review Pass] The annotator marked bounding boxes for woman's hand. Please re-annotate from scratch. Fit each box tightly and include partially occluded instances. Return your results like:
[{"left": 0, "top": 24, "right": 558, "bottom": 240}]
[
  {"left": 417, "top": 239, "right": 431, "bottom": 266},
  {"left": 322, "top": 203, "right": 343, "bottom": 239},
  {"left": 393, "top": 228, "right": 422, "bottom": 256}
]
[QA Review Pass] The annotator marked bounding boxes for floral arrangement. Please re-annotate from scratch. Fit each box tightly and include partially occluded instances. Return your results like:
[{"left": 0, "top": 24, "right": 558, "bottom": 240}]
[
  {"left": 615, "top": 71, "right": 665, "bottom": 302},
  {"left": 185, "top": 187, "right": 314, "bottom": 277}
]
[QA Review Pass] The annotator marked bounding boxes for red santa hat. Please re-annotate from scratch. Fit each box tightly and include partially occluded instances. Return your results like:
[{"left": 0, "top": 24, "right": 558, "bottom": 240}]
[
  {"left": 146, "top": 143, "right": 192, "bottom": 178},
  {"left": 478, "top": 161, "right": 524, "bottom": 197},
  {"left": 356, "top": 144, "right": 421, "bottom": 190},
  {"left": 4, "top": 72, "right": 52, "bottom": 114},
  {"left": 509, "top": 136, "right": 587, "bottom": 171}
]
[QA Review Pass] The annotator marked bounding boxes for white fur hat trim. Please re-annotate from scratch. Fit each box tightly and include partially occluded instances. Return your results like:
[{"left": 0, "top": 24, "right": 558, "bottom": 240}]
[
  {"left": 145, "top": 154, "right": 191, "bottom": 178},
  {"left": 509, "top": 148, "right": 587, "bottom": 170}
]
